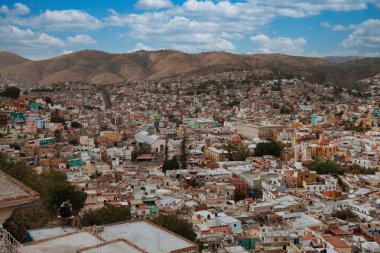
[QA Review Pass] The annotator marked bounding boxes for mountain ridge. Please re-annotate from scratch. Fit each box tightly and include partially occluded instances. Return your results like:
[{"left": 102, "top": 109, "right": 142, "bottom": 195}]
[{"left": 0, "top": 50, "right": 378, "bottom": 86}]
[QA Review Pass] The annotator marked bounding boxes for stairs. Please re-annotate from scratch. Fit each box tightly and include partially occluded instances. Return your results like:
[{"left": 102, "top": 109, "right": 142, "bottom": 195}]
[{"left": 0, "top": 226, "right": 20, "bottom": 253}]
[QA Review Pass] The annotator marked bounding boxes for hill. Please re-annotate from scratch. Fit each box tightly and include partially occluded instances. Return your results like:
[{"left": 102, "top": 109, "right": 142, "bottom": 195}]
[
  {"left": 0, "top": 52, "right": 30, "bottom": 70},
  {"left": 322, "top": 56, "right": 363, "bottom": 64},
  {"left": 0, "top": 50, "right": 379, "bottom": 87}
]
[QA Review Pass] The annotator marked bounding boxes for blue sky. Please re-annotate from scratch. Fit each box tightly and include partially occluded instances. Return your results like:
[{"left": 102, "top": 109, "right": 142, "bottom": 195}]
[{"left": 0, "top": 0, "right": 379, "bottom": 59}]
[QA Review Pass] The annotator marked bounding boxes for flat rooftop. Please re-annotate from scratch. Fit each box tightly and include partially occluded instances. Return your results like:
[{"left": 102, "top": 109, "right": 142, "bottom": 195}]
[
  {"left": 98, "top": 220, "right": 197, "bottom": 253},
  {"left": 28, "top": 226, "right": 79, "bottom": 241},
  {"left": 0, "top": 170, "right": 39, "bottom": 208},
  {"left": 78, "top": 239, "right": 145, "bottom": 253},
  {"left": 20, "top": 231, "right": 100, "bottom": 253}
]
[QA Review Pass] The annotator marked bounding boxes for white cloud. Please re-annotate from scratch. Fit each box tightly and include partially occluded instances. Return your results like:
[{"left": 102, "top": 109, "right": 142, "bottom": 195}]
[
  {"left": 135, "top": 0, "right": 173, "bottom": 10},
  {"left": 39, "top": 33, "right": 65, "bottom": 47},
  {"left": 250, "top": 34, "right": 307, "bottom": 54},
  {"left": 340, "top": 19, "right": 380, "bottom": 56},
  {"left": 131, "top": 43, "right": 155, "bottom": 51},
  {"left": 320, "top": 21, "right": 356, "bottom": 31},
  {"left": 105, "top": 0, "right": 378, "bottom": 53},
  {"left": 0, "top": 25, "right": 65, "bottom": 54},
  {"left": 13, "top": 9, "right": 102, "bottom": 31},
  {"left": 67, "top": 34, "right": 96, "bottom": 45},
  {"left": 0, "top": 3, "right": 30, "bottom": 16},
  {"left": 62, "top": 50, "right": 74, "bottom": 55}
]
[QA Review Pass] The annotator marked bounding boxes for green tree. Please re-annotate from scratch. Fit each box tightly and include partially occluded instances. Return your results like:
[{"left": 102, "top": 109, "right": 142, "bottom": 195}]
[
  {"left": 162, "top": 156, "right": 180, "bottom": 173},
  {"left": 0, "top": 153, "right": 87, "bottom": 215},
  {"left": 332, "top": 209, "right": 357, "bottom": 220},
  {"left": 152, "top": 215, "right": 196, "bottom": 242},
  {"left": 54, "top": 129, "right": 62, "bottom": 142},
  {"left": 69, "top": 139, "right": 78, "bottom": 146},
  {"left": 1, "top": 86, "right": 20, "bottom": 99},
  {"left": 254, "top": 140, "right": 284, "bottom": 157},
  {"left": 234, "top": 192, "right": 246, "bottom": 202},
  {"left": 3, "top": 203, "right": 49, "bottom": 242},
  {"left": 45, "top": 97, "right": 53, "bottom": 105},
  {"left": 80, "top": 205, "right": 131, "bottom": 227},
  {"left": 71, "top": 121, "right": 82, "bottom": 128},
  {"left": 164, "top": 136, "right": 169, "bottom": 161},
  {"left": 51, "top": 110, "right": 65, "bottom": 123},
  {"left": 224, "top": 141, "right": 249, "bottom": 161},
  {"left": 180, "top": 134, "right": 188, "bottom": 170},
  {"left": 307, "top": 158, "right": 343, "bottom": 175}
]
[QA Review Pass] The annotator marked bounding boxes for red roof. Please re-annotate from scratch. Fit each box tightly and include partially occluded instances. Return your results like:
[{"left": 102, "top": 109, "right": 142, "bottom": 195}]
[
  {"left": 329, "top": 227, "right": 351, "bottom": 236},
  {"left": 137, "top": 154, "right": 154, "bottom": 159},
  {"left": 210, "top": 225, "right": 231, "bottom": 233},
  {"left": 322, "top": 236, "right": 350, "bottom": 249}
]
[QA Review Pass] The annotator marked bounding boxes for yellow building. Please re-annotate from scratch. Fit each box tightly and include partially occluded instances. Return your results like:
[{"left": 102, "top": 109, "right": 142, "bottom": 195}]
[
  {"left": 204, "top": 146, "right": 228, "bottom": 162},
  {"left": 310, "top": 137, "right": 337, "bottom": 159},
  {"left": 101, "top": 131, "right": 122, "bottom": 142},
  {"left": 293, "top": 170, "right": 317, "bottom": 187},
  {"left": 294, "top": 137, "right": 337, "bottom": 161}
]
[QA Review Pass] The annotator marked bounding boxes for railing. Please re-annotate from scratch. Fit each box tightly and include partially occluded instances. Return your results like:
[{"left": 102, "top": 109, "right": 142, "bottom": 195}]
[{"left": 0, "top": 226, "right": 20, "bottom": 253}]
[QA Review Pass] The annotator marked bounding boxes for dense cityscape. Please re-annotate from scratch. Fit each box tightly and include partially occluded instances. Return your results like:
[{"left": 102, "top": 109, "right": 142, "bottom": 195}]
[
  {"left": 1, "top": 0, "right": 380, "bottom": 252},
  {"left": 0, "top": 67, "right": 379, "bottom": 253}
]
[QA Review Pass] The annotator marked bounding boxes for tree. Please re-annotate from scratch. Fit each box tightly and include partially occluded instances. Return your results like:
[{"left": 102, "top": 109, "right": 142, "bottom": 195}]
[
  {"left": 180, "top": 134, "right": 188, "bottom": 170},
  {"left": 224, "top": 141, "right": 249, "bottom": 161},
  {"left": 164, "top": 136, "right": 169, "bottom": 161},
  {"left": 45, "top": 96, "right": 53, "bottom": 105},
  {"left": 152, "top": 215, "right": 197, "bottom": 242},
  {"left": 54, "top": 129, "right": 62, "bottom": 142},
  {"left": 162, "top": 156, "right": 180, "bottom": 173},
  {"left": 71, "top": 121, "right": 82, "bottom": 128},
  {"left": 234, "top": 192, "right": 246, "bottom": 202},
  {"left": 254, "top": 140, "right": 284, "bottom": 157},
  {"left": 308, "top": 158, "right": 343, "bottom": 175},
  {"left": 1, "top": 86, "right": 20, "bottom": 99},
  {"left": 3, "top": 203, "right": 49, "bottom": 242},
  {"left": 69, "top": 139, "right": 78, "bottom": 146},
  {"left": 332, "top": 209, "right": 357, "bottom": 220},
  {"left": 0, "top": 153, "right": 87, "bottom": 216},
  {"left": 51, "top": 110, "right": 65, "bottom": 123},
  {"left": 80, "top": 205, "right": 131, "bottom": 227}
]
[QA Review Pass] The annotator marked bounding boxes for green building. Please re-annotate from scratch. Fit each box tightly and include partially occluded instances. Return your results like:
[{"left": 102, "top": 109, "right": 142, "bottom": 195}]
[
  {"left": 234, "top": 235, "right": 261, "bottom": 250},
  {"left": 29, "top": 103, "right": 39, "bottom": 111},
  {"left": 39, "top": 137, "right": 56, "bottom": 146},
  {"left": 67, "top": 158, "right": 82, "bottom": 168},
  {"left": 10, "top": 112, "right": 25, "bottom": 122}
]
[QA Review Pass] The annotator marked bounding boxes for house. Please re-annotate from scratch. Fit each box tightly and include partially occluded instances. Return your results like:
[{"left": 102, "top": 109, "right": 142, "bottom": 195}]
[
  {"left": 320, "top": 235, "right": 352, "bottom": 253},
  {"left": 215, "top": 216, "right": 242, "bottom": 234},
  {"left": 0, "top": 170, "right": 40, "bottom": 224},
  {"left": 135, "top": 131, "right": 174, "bottom": 153}
]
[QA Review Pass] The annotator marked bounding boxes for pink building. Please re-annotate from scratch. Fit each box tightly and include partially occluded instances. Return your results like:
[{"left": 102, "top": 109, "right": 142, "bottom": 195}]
[
  {"left": 282, "top": 176, "right": 297, "bottom": 188},
  {"left": 25, "top": 121, "right": 37, "bottom": 135}
]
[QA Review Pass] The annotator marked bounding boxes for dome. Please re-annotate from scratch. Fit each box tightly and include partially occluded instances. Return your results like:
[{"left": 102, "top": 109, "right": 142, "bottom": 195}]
[
  {"left": 230, "top": 131, "right": 242, "bottom": 144},
  {"left": 317, "top": 136, "right": 329, "bottom": 146}
]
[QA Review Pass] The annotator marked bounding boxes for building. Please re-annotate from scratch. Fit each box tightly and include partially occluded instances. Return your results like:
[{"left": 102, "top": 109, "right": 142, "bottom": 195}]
[
  {"left": 236, "top": 122, "right": 283, "bottom": 139},
  {"left": 0, "top": 170, "right": 40, "bottom": 224},
  {"left": 21, "top": 220, "right": 198, "bottom": 253},
  {"left": 204, "top": 147, "right": 228, "bottom": 162},
  {"left": 135, "top": 131, "right": 175, "bottom": 153}
]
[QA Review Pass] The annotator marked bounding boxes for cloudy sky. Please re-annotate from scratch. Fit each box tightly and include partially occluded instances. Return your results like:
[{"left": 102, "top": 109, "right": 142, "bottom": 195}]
[{"left": 0, "top": 0, "right": 379, "bottom": 59}]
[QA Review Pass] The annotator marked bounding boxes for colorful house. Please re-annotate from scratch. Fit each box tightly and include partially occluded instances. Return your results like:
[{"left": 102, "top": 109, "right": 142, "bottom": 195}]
[
  {"left": 67, "top": 158, "right": 83, "bottom": 168},
  {"left": 9, "top": 112, "right": 25, "bottom": 122},
  {"left": 38, "top": 137, "right": 56, "bottom": 146}
]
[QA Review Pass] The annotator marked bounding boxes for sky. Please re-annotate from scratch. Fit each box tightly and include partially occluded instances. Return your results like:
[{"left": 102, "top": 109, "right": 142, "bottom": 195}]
[{"left": 0, "top": 0, "right": 379, "bottom": 59}]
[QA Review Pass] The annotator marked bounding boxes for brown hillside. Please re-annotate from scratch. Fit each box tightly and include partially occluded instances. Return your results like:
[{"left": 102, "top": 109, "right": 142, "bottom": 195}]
[
  {"left": 0, "top": 50, "right": 333, "bottom": 85},
  {"left": 0, "top": 51, "right": 31, "bottom": 70}
]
